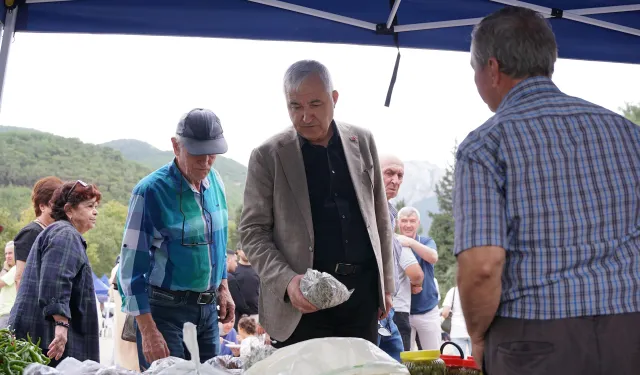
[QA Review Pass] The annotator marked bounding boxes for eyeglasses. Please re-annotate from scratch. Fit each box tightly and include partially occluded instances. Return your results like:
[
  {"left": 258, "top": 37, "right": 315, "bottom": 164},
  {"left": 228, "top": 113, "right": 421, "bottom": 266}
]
[
  {"left": 179, "top": 178, "right": 214, "bottom": 247},
  {"left": 66, "top": 180, "right": 88, "bottom": 202}
]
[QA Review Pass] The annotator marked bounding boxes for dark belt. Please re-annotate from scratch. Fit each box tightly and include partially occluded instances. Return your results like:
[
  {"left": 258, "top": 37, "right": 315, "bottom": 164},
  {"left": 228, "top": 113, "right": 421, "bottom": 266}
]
[
  {"left": 150, "top": 286, "right": 216, "bottom": 305},
  {"left": 334, "top": 262, "right": 364, "bottom": 276}
]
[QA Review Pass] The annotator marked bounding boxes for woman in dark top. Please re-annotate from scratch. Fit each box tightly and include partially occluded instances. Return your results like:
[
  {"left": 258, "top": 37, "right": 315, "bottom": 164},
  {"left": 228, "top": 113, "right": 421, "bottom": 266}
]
[
  {"left": 9, "top": 180, "right": 101, "bottom": 366},
  {"left": 13, "top": 176, "right": 63, "bottom": 290}
]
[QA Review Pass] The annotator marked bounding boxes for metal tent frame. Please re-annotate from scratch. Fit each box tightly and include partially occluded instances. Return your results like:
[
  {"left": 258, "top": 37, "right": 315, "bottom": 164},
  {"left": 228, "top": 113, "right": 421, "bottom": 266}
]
[
  {"left": 246, "top": 0, "right": 640, "bottom": 35},
  {"left": 0, "top": 0, "right": 638, "bottom": 111}
]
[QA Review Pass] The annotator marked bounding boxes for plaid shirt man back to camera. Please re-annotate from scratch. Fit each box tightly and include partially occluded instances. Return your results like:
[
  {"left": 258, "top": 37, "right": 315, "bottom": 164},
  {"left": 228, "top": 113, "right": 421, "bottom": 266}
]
[{"left": 454, "top": 7, "right": 640, "bottom": 375}]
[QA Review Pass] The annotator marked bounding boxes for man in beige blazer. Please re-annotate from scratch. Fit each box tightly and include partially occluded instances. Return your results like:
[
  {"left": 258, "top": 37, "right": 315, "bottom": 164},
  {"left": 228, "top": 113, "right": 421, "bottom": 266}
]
[{"left": 239, "top": 60, "right": 394, "bottom": 347}]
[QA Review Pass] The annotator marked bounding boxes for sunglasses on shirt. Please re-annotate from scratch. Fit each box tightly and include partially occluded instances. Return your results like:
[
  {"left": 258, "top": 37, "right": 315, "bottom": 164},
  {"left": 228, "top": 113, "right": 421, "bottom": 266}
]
[{"left": 178, "top": 177, "right": 214, "bottom": 247}]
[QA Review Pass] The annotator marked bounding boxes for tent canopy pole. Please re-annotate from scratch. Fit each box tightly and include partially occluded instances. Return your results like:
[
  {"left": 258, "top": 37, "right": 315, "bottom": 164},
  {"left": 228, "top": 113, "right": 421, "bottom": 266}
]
[
  {"left": 0, "top": 6, "right": 18, "bottom": 113},
  {"left": 491, "top": 0, "right": 640, "bottom": 36},
  {"left": 396, "top": 4, "right": 640, "bottom": 32},
  {"left": 26, "top": 0, "right": 75, "bottom": 3},
  {"left": 248, "top": 0, "right": 377, "bottom": 30},
  {"left": 386, "top": 0, "right": 402, "bottom": 29}
]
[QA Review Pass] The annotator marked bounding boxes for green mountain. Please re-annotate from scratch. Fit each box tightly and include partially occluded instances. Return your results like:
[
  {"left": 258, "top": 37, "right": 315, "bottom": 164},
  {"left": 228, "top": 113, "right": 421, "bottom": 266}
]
[
  {"left": 0, "top": 129, "right": 150, "bottom": 205},
  {"left": 100, "top": 139, "right": 174, "bottom": 170},
  {"left": 0, "top": 125, "right": 41, "bottom": 133},
  {"left": 100, "top": 139, "right": 247, "bottom": 212}
]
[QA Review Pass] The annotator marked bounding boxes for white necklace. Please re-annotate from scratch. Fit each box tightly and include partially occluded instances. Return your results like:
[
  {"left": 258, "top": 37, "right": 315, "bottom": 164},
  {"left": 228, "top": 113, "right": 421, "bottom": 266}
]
[{"left": 34, "top": 218, "right": 48, "bottom": 228}]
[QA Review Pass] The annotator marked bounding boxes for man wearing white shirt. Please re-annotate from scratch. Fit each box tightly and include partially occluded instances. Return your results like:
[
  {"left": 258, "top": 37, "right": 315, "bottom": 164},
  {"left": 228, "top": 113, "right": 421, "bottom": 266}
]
[
  {"left": 397, "top": 207, "right": 440, "bottom": 351},
  {"left": 0, "top": 242, "right": 17, "bottom": 328},
  {"left": 442, "top": 286, "right": 471, "bottom": 358},
  {"left": 393, "top": 245, "right": 424, "bottom": 351}
]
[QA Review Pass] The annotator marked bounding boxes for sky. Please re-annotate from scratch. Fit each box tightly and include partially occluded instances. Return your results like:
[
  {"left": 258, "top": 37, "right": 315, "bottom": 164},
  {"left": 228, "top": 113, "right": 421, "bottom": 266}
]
[{"left": 0, "top": 32, "right": 638, "bottom": 168}]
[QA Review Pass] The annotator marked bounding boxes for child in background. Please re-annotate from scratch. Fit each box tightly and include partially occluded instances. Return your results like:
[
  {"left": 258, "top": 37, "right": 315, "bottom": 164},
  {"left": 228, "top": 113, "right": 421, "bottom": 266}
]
[
  {"left": 238, "top": 315, "right": 261, "bottom": 357},
  {"left": 219, "top": 315, "right": 239, "bottom": 356}
]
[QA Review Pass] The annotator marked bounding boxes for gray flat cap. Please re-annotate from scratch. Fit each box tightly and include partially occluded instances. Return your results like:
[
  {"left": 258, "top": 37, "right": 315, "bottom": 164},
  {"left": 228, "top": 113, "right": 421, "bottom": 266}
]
[{"left": 176, "top": 108, "right": 228, "bottom": 155}]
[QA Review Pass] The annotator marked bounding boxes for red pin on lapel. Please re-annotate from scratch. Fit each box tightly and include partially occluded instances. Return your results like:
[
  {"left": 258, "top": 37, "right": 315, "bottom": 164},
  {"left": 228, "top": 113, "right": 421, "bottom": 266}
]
[{"left": 349, "top": 136, "right": 357, "bottom": 142}]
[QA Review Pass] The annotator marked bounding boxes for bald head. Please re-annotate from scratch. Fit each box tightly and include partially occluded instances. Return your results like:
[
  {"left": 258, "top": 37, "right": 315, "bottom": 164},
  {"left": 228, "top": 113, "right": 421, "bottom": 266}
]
[
  {"left": 380, "top": 154, "right": 404, "bottom": 200},
  {"left": 380, "top": 154, "right": 404, "bottom": 169}
]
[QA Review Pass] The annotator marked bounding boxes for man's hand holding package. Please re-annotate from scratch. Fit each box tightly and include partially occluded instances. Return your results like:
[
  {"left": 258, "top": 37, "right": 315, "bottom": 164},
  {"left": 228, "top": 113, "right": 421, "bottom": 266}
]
[{"left": 287, "top": 274, "right": 319, "bottom": 314}]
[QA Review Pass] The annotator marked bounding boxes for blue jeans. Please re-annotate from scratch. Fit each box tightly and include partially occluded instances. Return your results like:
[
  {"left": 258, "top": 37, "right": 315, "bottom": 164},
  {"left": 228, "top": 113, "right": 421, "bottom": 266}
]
[
  {"left": 135, "top": 288, "right": 220, "bottom": 370},
  {"left": 377, "top": 309, "right": 404, "bottom": 362}
]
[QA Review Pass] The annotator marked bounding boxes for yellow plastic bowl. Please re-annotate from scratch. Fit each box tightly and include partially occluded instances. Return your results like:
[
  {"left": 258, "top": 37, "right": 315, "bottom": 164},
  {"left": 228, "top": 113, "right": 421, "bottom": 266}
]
[{"left": 400, "top": 350, "right": 441, "bottom": 362}]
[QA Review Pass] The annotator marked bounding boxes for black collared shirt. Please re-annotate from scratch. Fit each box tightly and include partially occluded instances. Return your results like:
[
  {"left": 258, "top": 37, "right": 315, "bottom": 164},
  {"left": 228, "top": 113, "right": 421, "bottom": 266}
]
[{"left": 300, "top": 122, "right": 375, "bottom": 273}]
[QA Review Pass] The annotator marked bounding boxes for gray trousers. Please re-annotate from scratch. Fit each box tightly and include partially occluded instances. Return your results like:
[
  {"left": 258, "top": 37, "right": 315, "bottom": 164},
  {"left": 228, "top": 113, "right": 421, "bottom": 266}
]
[{"left": 484, "top": 313, "right": 640, "bottom": 375}]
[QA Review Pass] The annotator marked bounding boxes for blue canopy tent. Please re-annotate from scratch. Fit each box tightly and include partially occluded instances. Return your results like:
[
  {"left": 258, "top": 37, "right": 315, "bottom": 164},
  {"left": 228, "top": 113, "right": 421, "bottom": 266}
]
[
  {"left": 0, "top": 0, "right": 638, "bottom": 108},
  {"left": 100, "top": 274, "right": 110, "bottom": 286},
  {"left": 92, "top": 272, "right": 109, "bottom": 303}
]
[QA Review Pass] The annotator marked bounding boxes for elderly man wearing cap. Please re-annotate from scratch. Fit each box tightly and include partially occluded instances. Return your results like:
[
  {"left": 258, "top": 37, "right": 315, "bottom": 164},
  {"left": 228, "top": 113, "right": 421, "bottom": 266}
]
[{"left": 118, "top": 108, "right": 235, "bottom": 370}]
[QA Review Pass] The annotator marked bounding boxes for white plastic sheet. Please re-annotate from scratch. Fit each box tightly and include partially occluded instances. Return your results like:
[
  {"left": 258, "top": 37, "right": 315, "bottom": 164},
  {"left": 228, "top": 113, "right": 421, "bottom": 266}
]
[
  {"left": 25, "top": 323, "right": 230, "bottom": 375},
  {"left": 144, "top": 322, "right": 229, "bottom": 375},
  {"left": 23, "top": 357, "right": 139, "bottom": 375},
  {"left": 23, "top": 363, "right": 62, "bottom": 375},
  {"left": 244, "top": 337, "right": 410, "bottom": 375}
]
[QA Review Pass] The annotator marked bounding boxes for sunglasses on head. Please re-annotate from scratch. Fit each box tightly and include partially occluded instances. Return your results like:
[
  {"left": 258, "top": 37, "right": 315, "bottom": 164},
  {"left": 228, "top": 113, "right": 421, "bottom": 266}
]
[{"left": 66, "top": 180, "right": 88, "bottom": 202}]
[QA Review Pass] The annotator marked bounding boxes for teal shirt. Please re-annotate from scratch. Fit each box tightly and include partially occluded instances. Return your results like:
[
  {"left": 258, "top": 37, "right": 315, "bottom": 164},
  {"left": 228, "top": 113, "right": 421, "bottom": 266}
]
[{"left": 118, "top": 160, "right": 228, "bottom": 315}]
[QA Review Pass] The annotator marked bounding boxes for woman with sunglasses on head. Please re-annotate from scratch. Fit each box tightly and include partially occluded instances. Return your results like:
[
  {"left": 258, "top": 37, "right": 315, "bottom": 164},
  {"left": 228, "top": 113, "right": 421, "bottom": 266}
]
[{"left": 8, "top": 180, "right": 101, "bottom": 366}]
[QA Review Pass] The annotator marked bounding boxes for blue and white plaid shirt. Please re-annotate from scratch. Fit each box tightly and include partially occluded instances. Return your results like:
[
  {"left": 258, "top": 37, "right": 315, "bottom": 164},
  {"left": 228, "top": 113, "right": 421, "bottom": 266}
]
[
  {"left": 454, "top": 76, "right": 640, "bottom": 320},
  {"left": 118, "top": 161, "right": 229, "bottom": 316}
]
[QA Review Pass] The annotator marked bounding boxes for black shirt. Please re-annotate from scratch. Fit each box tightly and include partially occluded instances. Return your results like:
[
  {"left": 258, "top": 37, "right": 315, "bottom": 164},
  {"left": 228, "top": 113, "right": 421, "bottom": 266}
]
[
  {"left": 227, "top": 272, "right": 248, "bottom": 329},
  {"left": 300, "top": 122, "right": 375, "bottom": 273},
  {"left": 13, "top": 221, "right": 44, "bottom": 262},
  {"left": 234, "top": 264, "right": 260, "bottom": 315}
]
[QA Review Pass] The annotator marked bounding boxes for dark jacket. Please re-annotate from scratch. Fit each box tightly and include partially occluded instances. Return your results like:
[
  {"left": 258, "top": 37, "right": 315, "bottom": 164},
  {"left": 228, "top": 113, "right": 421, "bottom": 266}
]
[{"left": 9, "top": 220, "right": 99, "bottom": 366}]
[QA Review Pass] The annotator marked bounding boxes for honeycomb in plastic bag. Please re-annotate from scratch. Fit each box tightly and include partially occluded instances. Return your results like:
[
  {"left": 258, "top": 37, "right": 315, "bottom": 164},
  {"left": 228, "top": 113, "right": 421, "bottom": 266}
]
[{"left": 300, "top": 269, "right": 354, "bottom": 310}]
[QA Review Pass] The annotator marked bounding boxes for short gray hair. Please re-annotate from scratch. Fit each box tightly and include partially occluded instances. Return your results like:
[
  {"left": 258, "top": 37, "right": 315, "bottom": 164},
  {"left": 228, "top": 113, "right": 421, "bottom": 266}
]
[
  {"left": 398, "top": 206, "right": 421, "bottom": 221},
  {"left": 471, "top": 6, "right": 557, "bottom": 78},
  {"left": 283, "top": 60, "right": 334, "bottom": 95}
]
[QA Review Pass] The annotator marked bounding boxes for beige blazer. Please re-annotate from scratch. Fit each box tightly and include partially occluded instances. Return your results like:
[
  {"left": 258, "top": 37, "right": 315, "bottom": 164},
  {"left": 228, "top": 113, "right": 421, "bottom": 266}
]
[{"left": 239, "top": 121, "right": 394, "bottom": 342}]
